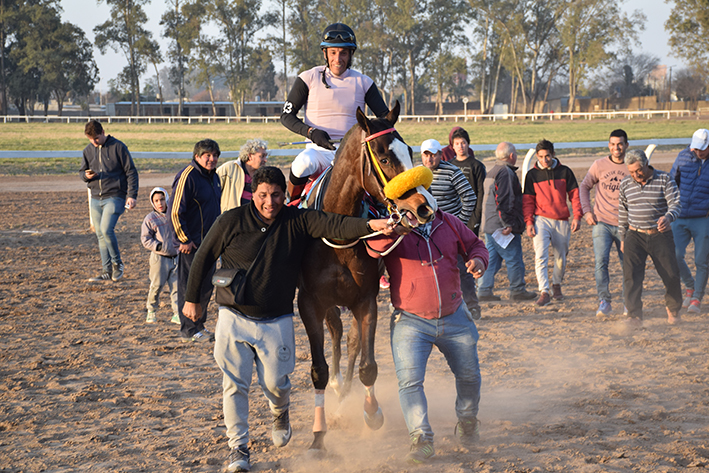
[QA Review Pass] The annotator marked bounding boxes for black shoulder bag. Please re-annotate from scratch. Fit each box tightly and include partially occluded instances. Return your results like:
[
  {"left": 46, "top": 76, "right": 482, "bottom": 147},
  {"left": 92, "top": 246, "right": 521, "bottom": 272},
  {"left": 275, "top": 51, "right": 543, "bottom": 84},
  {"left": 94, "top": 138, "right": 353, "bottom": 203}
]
[{"left": 212, "top": 230, "right": 272, "bottom": 307}]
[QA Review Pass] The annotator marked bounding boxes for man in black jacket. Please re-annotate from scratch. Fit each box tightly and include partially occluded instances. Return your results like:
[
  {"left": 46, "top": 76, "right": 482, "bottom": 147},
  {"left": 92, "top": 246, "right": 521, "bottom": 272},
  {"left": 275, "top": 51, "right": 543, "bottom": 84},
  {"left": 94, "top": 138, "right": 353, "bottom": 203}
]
[
  {"left": 183, "top": 166, "right": 397, "bottom": 473},
  {"left": 80, "top": 120, "right": 138, "bottom": 283},
  {"left": 477, "top": 142, "right": 536, "bottom": 302}
]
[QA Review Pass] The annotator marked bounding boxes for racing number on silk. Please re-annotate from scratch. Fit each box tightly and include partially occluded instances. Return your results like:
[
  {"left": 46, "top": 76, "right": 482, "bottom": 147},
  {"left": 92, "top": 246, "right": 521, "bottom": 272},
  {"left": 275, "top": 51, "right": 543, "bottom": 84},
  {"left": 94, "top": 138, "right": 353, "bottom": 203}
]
[{"left": 283, "top": 101, "right": 293, "bottom": 114}]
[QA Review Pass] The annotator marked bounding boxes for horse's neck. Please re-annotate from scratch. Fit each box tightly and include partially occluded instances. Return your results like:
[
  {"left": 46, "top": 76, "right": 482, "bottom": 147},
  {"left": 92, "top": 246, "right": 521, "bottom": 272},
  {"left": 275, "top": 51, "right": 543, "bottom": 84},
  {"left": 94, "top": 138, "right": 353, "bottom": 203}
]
[{"left": 322, "top": 162, "right": 365, "bottom": 217}]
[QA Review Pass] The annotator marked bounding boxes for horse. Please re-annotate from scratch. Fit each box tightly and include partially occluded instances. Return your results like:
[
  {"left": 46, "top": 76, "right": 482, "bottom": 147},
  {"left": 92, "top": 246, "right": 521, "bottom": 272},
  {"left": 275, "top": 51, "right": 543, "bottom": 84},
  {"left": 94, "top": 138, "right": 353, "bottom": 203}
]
[{"left": 297, "top": 101, "right": 437, "bottom": 451}]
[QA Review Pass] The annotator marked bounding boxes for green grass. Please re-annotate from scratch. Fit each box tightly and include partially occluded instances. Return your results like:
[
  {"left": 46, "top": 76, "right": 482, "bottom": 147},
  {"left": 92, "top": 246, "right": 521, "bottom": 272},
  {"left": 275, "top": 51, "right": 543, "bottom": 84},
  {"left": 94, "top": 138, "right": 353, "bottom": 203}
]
[{"left": 0, "top": 117, "right": 707, "bottom": 175}]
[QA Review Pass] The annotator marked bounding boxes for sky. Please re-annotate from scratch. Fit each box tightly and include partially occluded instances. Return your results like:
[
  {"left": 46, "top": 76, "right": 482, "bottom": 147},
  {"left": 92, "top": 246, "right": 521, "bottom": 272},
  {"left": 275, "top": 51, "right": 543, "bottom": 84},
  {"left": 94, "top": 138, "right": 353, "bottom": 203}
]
[{"left": 60, "top": 0, "right": 684, "bottom": 94}]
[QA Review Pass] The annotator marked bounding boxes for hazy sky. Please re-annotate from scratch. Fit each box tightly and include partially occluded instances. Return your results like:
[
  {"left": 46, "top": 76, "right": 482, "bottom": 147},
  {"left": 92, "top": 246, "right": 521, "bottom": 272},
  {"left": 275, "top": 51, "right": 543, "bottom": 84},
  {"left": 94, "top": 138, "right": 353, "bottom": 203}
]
[{"left": 60, "top": 0, "right": 684, "bottom": 93}]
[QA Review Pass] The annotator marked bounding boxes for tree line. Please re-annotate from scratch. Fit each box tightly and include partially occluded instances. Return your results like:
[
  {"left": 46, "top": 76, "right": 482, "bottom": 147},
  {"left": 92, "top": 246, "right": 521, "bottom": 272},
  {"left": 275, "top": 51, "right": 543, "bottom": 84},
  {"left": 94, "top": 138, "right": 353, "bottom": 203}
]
[{"left": 2, "top": 0, "right": 706, "bottom": 117}]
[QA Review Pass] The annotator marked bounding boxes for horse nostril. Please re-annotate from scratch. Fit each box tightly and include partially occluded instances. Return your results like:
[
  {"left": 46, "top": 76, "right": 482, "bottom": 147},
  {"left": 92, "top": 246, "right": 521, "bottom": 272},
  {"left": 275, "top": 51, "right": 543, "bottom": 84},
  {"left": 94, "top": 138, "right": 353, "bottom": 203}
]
[{"left": 417, "top": 205, "right": 434, "bottom": 220}]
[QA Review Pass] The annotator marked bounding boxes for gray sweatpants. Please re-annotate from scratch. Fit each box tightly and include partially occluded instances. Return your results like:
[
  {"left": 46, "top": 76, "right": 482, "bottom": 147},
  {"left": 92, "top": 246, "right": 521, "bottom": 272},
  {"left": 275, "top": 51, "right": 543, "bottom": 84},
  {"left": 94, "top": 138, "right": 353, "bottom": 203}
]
[
  {"left": 214, "top": 307, "right": 295, "bottom": 449},
  {"left": 146, "top": 252, "right": 178, "bottom": 314}
]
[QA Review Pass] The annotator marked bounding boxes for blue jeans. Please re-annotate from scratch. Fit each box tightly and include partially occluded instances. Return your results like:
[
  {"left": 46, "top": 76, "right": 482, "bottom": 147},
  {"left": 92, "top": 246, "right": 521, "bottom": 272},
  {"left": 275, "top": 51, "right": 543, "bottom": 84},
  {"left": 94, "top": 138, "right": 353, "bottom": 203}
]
[
  {"left": 478, "top": 233, "right": 526, "bottom": 296},
  {"left": 592, "top": 222, "right": 623, "bottom": 303},
  {"left": 89, "top": 196, "right": 125, "bottom": 272},
  {"left": 672, "top": 217, "right": 709, "bottom": 301},
  {"left": 457, "top": 255, "right": 479, "bottom": 309},
  {"left": 390, "top": 303, "right": 481, "bottom": 442}
]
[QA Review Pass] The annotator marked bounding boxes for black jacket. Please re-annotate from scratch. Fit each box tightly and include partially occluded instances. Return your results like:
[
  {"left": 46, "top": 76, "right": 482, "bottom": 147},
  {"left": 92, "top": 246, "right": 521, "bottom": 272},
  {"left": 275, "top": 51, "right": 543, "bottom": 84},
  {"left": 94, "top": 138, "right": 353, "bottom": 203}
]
[
  {"left": 171, "top": 159, "right": 222, "bottom": 246},
  {"left": 185, "top": 203, "right": 370, "bottom": 319},
  {"left": 80, "top": 135, "right": 138, "bottom": 200}
]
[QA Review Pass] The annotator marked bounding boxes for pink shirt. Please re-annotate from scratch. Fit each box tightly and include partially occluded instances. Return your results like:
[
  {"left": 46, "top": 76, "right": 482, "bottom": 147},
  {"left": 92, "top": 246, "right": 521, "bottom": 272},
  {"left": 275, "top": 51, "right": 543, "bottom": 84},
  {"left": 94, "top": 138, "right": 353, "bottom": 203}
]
[
  {"left": 299, "top": 66, "right": 373, "bottom": 140},
  {"left": 579, "top": 156, "right": 628, "bottom": 226}
]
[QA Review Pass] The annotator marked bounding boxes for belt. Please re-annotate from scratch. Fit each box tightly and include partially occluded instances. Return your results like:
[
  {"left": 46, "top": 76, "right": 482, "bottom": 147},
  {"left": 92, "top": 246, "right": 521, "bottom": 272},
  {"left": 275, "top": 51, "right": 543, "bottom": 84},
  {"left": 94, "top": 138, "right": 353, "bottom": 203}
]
[{"left": 629, "top": 226, "right": 659, "bottom": 235}]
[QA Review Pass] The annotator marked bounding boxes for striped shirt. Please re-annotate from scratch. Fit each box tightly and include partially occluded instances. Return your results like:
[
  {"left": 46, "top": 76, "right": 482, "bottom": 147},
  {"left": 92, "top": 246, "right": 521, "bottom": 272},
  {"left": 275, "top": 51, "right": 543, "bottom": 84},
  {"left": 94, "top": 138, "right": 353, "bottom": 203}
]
[
  {"left": 618, "top": 167, "right": 680, "bottom": 240},
  {"left": 429, "top": 160, "right": 476, "bottom": 224}
]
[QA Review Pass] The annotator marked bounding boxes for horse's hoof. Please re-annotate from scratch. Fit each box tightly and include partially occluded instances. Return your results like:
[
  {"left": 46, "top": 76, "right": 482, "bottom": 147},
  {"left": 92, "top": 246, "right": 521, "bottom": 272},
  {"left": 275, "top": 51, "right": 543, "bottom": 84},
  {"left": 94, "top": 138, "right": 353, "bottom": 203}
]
[
  {"left": 328, "top": 373, "right": 344, "bottom": 397},
  {"left": 364, "top": 406, "right": 384, "bottom": 430},
  {"left": 308, "top": 431, "right": 327, "bottom": 453}
]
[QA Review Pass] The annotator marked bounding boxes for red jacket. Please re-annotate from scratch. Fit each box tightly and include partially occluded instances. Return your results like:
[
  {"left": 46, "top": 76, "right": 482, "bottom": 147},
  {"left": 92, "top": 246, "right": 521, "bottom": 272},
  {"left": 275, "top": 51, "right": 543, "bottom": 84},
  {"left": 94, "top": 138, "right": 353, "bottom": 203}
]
[
  {"left": 522, "top": 158, "right": 582, "bottom": 225},
  {"left": 366, "top": 210, "right": 488, "bottom": 319}
]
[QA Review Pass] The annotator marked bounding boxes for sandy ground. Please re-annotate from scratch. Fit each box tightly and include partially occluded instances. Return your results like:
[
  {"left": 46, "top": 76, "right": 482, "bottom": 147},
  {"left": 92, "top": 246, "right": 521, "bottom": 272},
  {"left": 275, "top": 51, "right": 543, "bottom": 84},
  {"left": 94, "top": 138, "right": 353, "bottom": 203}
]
[{"left": 2, "top": 154, "right": 709, "bottom": 472}]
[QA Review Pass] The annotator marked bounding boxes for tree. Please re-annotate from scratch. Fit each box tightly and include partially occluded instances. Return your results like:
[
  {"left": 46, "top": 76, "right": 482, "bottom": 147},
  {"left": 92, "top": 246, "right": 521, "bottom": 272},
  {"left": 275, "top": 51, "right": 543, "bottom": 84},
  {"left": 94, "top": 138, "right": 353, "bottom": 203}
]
[
  {"left": 161, "top": 0, "right": 201, "bottom": 115},
  {"left": 424, "top": 51, "right": 468, "bottom": 114},
  {"left": 557, "top": 0, "right": 643, "bottom": 112},
  {"left": 666, "top": 0, "right": 709, "bottom": 77},
  {"left": 287, "top": 0, "right": 323, "bottom": 74},
  {"left": 94, "top": 0, "right": 155, "bottom": 115},
  {"left": 205, "top": 0, "right": 277, "bottom": 116},
  {"left": 189, "top": 35, "right": 222, "bottom": 116},
  {"left": 250, "top": 45, "right": 278, "bottom": 101},
  {"left": 674, "top": 68, "right": 706, "bottom": 107}
]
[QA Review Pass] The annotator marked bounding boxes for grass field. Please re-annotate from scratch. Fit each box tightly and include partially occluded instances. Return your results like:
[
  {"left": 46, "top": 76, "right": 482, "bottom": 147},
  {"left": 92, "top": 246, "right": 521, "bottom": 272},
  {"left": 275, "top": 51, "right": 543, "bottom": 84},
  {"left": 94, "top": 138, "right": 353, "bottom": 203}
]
[{"left": 1, "top": 117, "right": 707, "bottom": 175}]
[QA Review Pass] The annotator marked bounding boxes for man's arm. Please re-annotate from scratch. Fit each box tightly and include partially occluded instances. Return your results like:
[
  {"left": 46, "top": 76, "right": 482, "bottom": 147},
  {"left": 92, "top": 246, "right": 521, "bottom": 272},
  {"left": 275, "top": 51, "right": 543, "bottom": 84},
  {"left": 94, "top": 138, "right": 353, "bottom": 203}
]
[
  {"left": 119, "top": 142, "right": 139, "bottom": 201},
  {"left": 579, "top": 162, "right": 599, "bottom": 224},
  {"left": 171, "top": 168, "right": 197, "bottom": 252},
  {"left": 663, "top": 176, "right": 681, "bottom": 224},
  {"left": 451, "top": 168, "right": 476, "bottom": 225},
  {"left": 495, "top": 168, "right": 517, "bottom": 228},
  {"left": 617, "top": 183, "right": 629, "bottom": 241},
  {"left": 79, "top": 147, "right": 93, "bottom": 183},
  {"left": 364, "top": 83, "right": 389, "bottom": 118},
  {"left": 280, "top": 77, "right": 310, "bottom": 138},
  {"left": 471, "top": 161, "right": 486, "bottom": 231}
]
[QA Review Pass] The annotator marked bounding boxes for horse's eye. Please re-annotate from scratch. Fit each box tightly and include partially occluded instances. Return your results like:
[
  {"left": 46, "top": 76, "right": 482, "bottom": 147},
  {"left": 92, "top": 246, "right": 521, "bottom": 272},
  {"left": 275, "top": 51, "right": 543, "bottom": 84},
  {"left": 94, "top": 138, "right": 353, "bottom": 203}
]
[{"left": 380, "top": 158, "right": 389, "bottom": 165}]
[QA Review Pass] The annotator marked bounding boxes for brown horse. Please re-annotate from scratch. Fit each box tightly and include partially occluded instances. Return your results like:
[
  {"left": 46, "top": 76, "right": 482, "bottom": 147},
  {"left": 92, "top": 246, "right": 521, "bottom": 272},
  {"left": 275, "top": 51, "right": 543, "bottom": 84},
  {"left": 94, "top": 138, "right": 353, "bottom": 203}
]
[{"left": 297, "top": 101, "right": 437, "bottom": 451}]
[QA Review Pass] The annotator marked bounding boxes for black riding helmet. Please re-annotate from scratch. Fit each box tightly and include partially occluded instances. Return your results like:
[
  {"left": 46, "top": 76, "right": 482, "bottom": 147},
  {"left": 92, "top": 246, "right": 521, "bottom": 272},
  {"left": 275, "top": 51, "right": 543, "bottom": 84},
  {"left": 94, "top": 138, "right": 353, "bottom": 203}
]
[
  {"left": 320, "top": 23, "right": 357, "bottom": 51},
  {"left": 320, "top": 23, "right": 357, "bottom": 87}
]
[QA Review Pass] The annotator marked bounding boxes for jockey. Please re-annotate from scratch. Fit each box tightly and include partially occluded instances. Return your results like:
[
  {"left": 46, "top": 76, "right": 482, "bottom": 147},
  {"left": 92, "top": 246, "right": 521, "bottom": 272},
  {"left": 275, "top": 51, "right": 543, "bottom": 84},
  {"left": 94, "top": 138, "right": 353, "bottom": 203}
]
[{"left": 280, "top": 22, "right": 390, "bottom": 200}]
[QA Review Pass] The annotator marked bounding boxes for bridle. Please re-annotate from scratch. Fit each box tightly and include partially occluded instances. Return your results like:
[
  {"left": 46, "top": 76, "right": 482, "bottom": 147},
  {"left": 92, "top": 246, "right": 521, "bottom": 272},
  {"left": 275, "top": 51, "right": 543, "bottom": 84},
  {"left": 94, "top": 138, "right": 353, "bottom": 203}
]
[
  {"left": 362, "top": 126, "right": 402, "bottom": 227},
  {"left": 320, "top": 125, "right": 406, "bottom": 253}
]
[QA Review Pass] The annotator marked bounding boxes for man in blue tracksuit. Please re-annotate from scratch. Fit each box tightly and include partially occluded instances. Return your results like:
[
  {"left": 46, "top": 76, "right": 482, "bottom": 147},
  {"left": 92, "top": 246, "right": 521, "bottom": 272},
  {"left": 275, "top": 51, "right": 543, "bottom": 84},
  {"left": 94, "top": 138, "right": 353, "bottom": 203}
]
[
  {"left": 670, "top": 128, "right": 709, "bottom": 314},
  {"left": 171, "top": 139, "right": 222, "bottom": 342}
]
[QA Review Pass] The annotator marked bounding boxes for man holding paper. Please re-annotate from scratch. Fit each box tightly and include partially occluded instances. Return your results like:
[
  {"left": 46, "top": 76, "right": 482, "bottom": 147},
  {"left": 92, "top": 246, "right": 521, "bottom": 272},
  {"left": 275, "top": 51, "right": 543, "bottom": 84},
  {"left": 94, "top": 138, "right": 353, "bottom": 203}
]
[{"left": 477, "top": 142, "right": 536, "bottom": 302}]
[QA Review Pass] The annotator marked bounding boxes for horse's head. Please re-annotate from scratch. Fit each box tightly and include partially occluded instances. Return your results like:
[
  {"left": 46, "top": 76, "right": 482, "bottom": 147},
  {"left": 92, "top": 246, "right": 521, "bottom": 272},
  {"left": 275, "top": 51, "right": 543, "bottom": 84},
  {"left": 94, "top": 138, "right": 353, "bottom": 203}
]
[{"left": 356, "top": 101, "right": 437, "bottom": 228}]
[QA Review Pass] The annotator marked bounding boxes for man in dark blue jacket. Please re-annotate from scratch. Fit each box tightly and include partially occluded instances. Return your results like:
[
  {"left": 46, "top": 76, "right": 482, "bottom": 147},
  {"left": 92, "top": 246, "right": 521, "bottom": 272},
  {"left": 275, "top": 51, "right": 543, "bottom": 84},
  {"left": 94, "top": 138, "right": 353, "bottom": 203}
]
[
  {"left": 172, "top": 139, "right": 222, "bottom": 342},
  {"left": 670, "top": 128, "right": 709, "bottom": 314},
  {"left": 80, "top": 120, "right": 138, "bottom": 283}
]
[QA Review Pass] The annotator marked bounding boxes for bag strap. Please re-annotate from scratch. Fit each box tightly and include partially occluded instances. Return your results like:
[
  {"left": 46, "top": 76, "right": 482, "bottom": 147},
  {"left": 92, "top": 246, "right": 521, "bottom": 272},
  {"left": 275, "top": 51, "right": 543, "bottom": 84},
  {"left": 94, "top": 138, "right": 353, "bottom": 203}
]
[{"left": 441, "top": 213, "right": 468, "bottom": 259}]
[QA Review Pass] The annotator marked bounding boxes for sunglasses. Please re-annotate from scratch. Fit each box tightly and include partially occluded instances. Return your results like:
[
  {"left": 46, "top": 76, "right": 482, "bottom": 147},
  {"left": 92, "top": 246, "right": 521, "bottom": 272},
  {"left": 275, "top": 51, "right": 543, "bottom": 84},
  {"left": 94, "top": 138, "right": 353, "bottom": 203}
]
[{"left": 323, "top": 30, "right": 355, "bottom": 42}]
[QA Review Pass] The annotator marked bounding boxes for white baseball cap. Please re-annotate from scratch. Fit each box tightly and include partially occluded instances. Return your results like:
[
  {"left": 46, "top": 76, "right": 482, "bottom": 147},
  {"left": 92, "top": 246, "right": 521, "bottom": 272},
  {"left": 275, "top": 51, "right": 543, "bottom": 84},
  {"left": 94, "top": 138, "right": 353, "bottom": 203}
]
[
  {"left": 691, "top": 129, "right": 709, "bottom": 151},
  {"left": 420, "top": 139, "right": 443, "bottom": 154}
]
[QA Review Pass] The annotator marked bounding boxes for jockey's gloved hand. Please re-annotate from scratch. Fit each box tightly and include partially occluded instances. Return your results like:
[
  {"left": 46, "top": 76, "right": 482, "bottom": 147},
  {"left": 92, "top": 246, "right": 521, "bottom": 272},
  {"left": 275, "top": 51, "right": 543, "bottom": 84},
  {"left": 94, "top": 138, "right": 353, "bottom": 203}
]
[{"left": 310, "top": 129, "right": 336, "bottom": 150}]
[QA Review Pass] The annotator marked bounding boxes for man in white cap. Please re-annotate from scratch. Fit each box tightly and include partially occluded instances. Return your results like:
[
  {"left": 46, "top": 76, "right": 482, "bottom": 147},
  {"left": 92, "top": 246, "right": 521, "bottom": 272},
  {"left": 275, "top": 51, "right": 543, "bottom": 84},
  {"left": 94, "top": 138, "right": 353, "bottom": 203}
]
[
  {"left": 420, "top": 138, "right": 480, "bottom": 318},
  {"left": 669, "top": 128, "right": 709, "bottom": 314}
]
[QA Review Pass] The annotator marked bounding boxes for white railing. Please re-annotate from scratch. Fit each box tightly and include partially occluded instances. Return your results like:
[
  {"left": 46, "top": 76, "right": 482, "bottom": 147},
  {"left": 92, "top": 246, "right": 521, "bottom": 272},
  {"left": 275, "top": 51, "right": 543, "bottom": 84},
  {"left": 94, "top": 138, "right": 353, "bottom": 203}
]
[
  {"left": 0, "top": 115, "right": 282, "bottom": 124},
  {"left": 0, "top": 138, "right": 690, "bottom": 159},
  {"left": 398, "top": 109, "right": 697, "bottom": 123},
  {"left": 0, "top": 109, "right": 700, "bottom": 124}
]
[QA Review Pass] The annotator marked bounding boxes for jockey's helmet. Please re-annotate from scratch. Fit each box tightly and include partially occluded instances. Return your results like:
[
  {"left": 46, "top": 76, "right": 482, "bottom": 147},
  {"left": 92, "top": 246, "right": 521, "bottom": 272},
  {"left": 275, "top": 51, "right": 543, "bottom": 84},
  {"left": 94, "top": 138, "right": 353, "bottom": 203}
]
[{"left": 320, "top": 23, "right": 357, "bottom": 51}]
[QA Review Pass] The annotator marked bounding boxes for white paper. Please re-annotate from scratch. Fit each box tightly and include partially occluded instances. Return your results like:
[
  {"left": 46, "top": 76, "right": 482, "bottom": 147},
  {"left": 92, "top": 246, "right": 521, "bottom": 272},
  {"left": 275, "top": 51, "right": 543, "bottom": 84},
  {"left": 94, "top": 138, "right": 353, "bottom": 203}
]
[{"left": 492, "top": 228, "right": 514, "bottom": 249}]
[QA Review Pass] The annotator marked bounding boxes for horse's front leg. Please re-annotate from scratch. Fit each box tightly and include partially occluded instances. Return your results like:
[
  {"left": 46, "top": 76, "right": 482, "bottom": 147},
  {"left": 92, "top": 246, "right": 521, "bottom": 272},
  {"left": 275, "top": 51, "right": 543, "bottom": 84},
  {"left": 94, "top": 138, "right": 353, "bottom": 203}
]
[
  {"left": 353, "top": 297, "right": 384, "bottom": 430},
  {"left": 324, "top": 306, "right": 345, "bottom": 397},
  {"left": 297, "top": 290, "right": 329, "bottom": 451}
]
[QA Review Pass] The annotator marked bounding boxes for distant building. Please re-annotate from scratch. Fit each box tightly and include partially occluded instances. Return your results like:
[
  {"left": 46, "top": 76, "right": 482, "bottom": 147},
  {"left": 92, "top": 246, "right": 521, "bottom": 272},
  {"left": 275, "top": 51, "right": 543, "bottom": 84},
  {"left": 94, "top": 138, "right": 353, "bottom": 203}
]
[{"left": 106, "top": 101, "right": 282, "bottom": 117}]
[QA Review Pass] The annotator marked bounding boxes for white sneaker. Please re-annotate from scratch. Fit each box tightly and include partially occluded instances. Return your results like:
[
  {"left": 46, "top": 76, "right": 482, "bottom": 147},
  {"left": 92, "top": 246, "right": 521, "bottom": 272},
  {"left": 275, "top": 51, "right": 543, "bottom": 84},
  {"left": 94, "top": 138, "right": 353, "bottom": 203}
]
[{"left": 146, "top": 311, "right": 157, "bottom": 323}]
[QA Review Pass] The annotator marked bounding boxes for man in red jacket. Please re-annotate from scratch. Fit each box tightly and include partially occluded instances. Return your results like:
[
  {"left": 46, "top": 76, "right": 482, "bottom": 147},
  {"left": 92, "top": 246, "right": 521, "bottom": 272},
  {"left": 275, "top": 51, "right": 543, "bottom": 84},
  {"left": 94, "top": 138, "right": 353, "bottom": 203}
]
[
  {"left": 367, "top": 210, "right": 488, "bottom": 464},
  {"left": 523, "top": 139, "right": 582, "bottom": 307}
]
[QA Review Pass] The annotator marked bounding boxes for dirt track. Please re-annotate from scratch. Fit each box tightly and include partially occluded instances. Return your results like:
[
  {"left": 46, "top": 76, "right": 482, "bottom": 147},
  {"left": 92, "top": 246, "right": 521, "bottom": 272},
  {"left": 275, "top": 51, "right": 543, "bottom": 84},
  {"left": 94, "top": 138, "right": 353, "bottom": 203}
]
[{"left": 1, "top": 155, "right": 709, "bottom": 472}]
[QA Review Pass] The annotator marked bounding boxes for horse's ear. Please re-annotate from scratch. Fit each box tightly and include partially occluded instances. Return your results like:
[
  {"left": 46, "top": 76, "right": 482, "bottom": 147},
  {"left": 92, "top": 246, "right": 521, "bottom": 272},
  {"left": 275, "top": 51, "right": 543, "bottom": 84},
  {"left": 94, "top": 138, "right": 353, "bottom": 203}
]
[
  {"left": 356, "top": 107, "right": 370, "bottom": 133},
  {"left": 386, "top": 100, "right": 400, "bottom": 124}
]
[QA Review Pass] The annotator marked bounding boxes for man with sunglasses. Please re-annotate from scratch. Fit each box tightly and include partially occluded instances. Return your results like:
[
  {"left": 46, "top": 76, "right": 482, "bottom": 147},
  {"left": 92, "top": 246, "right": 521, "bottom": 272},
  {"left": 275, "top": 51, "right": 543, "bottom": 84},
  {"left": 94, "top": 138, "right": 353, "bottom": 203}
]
[
  {"left": 280, "top": 23, "right": 389, "bottom": 201},
  {"left": 366, "top": 208, "right": 488, "bottom": 464}
]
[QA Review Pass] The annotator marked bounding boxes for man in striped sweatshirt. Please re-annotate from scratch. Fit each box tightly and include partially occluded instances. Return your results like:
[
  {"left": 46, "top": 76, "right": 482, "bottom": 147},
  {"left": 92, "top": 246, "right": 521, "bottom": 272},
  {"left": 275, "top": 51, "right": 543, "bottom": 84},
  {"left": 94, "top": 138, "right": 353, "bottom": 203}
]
[
  {"left": 619, "top": 149, "right": 682, "bottom": 327},
  {"left": 420, "top": 138, "right": 480, "bottom": 318}
]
